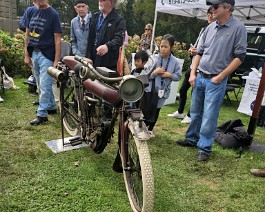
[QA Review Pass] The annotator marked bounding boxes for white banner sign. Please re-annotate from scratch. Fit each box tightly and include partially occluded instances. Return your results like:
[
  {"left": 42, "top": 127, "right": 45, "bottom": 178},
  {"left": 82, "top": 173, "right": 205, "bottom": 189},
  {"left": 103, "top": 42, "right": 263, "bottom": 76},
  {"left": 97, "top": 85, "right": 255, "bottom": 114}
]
[{"left": 237, "top": 77, "right": 265, "bottom": 116}]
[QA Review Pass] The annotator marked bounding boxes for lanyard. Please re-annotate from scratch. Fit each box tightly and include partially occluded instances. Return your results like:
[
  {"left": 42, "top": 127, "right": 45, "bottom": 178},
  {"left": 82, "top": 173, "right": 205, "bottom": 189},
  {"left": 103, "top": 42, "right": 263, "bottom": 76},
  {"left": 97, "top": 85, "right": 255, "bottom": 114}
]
[
  {"left": 160, "top": 54, "right": 171, "bottom": 71},
  {"left": 159, "top": 54, "right": 171, "bottom": 86}
]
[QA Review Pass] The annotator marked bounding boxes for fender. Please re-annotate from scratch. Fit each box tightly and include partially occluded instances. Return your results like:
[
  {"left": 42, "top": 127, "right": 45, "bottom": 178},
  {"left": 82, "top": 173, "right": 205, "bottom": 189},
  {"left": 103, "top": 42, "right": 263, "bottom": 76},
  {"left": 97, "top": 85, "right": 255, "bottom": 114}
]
[{"left": 127, "top": 117, "right": 150, "bottom": 141}]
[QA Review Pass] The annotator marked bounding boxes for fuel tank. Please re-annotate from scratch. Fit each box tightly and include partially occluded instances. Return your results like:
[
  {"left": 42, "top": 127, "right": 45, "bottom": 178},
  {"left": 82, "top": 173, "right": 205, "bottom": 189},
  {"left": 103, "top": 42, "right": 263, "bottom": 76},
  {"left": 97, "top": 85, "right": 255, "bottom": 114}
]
[{"left": 83, "top": 79, "right": 121, "bottom": 107}]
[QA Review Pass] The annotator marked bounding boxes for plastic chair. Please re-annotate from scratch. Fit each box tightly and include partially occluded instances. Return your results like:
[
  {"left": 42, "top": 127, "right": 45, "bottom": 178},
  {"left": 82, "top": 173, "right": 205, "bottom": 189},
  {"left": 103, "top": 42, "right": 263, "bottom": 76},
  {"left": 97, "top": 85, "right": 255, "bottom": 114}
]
[
  {"left": 226, "top": 74, "right": 244, "bottom": 102},
  {"left": 224, "top": 85, "right": 236, "bottom": 105}
]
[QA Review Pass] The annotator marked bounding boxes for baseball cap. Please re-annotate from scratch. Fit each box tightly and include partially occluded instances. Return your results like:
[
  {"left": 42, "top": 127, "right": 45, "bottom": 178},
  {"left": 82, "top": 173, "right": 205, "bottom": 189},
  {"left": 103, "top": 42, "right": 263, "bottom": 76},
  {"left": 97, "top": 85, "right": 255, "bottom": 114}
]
[
  {"left": 206, "top": 0, "right": 235, "bottom": 6},
  {"left": 74, "top": 0, "right": 87, "bottom": 6}
]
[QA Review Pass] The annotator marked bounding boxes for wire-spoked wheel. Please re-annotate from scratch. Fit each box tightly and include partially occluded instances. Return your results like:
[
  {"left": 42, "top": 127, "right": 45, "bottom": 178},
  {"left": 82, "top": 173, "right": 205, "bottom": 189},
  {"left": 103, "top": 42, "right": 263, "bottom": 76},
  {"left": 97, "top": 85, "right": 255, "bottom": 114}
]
[
  {"left": 59, "top": 76, "right": 81, "bottom": 136},
  {"left": 122, "top": 122, "right": 154, "bottom": 212}
]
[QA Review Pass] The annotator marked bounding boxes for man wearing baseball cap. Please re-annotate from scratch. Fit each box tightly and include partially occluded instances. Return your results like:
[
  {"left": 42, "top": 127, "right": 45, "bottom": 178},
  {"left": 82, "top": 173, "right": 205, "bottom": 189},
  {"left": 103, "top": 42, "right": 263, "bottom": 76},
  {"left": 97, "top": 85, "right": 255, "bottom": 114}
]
[
  {"left": 206, "top": 0, "right": 235, "bottom": 6},
  {"left": 176, "top": 0, "right": 247, "bottom": 162},
  {"left": 70, "top": 0, "right": 92, "bottom": 57}
]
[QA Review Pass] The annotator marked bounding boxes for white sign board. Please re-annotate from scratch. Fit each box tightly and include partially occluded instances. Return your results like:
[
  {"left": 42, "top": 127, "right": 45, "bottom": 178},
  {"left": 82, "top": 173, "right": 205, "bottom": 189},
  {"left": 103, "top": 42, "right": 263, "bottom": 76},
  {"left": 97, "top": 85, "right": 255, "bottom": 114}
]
[{"left": 237, "top": 77, "right": 265, "bottom": 116}]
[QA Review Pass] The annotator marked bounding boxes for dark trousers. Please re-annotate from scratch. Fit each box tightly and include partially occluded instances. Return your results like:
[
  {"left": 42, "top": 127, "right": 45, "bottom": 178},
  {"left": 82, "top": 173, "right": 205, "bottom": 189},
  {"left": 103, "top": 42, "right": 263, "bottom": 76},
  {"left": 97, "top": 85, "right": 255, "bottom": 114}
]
[
  {"left": 145, "top": 108, "right": 161, "bottom": 131},
  {"left": 178, "top": 69, "right": 191, "bottom": 116}
]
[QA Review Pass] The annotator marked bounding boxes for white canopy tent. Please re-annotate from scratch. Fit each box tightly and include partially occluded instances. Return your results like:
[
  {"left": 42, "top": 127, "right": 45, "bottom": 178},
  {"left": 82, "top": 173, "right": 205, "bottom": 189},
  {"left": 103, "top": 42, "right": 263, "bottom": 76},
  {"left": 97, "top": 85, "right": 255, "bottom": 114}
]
[{"left": 155, "top": 0, "right": 265, "bottom": 25}]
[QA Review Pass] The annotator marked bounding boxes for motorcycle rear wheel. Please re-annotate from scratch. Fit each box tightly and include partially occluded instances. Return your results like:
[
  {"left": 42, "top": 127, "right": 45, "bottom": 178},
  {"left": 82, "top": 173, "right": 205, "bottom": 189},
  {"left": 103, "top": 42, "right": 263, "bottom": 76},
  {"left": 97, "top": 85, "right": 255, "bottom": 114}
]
[{"left": 122, "top": 122, "right": 154, "bottom": 212}]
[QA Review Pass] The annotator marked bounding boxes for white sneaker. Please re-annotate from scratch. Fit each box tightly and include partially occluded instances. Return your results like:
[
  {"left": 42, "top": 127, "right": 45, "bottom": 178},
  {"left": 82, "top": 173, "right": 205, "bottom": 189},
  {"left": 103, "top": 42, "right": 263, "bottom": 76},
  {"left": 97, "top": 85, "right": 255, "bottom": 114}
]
[
  {"left": 0, "top": 96, "right": 3, "bottom": 103},
  {"left": 167, "top": 111, "right": 185, "bottom": 119},
  {"left": 181, "top": 115, "right": 191, "bottom": 124}
]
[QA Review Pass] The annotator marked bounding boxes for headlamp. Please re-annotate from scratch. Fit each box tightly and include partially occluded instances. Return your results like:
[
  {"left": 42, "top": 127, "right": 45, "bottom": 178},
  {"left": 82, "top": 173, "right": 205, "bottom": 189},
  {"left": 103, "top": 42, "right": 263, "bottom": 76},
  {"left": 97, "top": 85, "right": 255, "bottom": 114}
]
[{"left": 119, "top": 75, "right": 144, "bottom": 103}]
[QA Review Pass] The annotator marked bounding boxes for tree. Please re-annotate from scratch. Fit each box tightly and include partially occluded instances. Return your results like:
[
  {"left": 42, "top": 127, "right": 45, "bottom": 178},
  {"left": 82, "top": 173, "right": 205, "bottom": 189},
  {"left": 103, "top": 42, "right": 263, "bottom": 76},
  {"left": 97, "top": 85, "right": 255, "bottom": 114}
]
[{"left": 117, "top": 0, "right": 207, "bottom": 45}]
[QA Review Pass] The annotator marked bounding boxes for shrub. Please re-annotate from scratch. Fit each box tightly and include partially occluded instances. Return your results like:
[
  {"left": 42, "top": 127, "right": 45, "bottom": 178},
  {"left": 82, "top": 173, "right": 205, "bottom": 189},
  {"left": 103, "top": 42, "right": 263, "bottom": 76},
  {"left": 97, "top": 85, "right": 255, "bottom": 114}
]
[{"left": 0, "top": 29, "right": 31, "bottom": 77}]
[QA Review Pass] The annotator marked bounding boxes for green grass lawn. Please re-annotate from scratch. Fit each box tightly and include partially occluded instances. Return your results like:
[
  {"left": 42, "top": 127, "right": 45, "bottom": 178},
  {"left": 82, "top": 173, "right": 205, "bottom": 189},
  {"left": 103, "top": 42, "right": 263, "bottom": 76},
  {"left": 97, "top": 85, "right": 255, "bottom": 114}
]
[{"left": 0, "top": 78, "right": 265, "bottom": 211}]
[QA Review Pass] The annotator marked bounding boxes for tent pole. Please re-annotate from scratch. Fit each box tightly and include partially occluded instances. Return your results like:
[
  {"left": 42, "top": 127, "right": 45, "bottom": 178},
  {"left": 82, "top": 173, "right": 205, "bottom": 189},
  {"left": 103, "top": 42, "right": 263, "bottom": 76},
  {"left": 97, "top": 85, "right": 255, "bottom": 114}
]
[
  {"left": 151, "top": 11, "right": 158, "bottom": 53},
  {"left": 247, "top": 63, "right": 265, "bottom": 138}
]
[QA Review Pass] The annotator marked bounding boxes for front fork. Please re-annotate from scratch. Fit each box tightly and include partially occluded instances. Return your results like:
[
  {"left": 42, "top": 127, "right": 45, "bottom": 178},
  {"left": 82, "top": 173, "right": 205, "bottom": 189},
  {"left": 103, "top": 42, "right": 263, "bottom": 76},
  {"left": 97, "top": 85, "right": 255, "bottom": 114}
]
[{"left": 118, "top": 105, "right": 150, "bottom": 170}]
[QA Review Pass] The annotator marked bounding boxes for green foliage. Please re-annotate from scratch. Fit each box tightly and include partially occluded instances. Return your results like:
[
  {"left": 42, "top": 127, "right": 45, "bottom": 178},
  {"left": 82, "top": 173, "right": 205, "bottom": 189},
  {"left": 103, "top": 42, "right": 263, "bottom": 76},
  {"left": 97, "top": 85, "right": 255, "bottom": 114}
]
[{"left": 0, "top": 30, "right": 31, "bottom": 77}]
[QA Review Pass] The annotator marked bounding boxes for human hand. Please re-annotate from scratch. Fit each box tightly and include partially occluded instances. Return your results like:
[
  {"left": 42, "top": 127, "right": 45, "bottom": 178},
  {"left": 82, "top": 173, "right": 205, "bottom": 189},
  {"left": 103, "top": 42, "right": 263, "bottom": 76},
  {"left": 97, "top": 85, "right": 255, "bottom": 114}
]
[
  {"left": 161, "top": 72, "right": 172, "bottom": 78},
  {"left": 96, "top": 45, "right": 109, "bottom": 56},
  {"left": 154, "top": 67, "right": 165, "bottom": 75},
  {"left": 53, "top": 60, "right": 59, "bottom": 68},
  {"left": 189, "top": 74, "right": 197, "bottom": 87},
  {"left": 188, "top": 47, "right": 198, "bottom": 56},
  {"left": 24, "top": 55, "right": 32, "bottom": 68},
  {"left": 211, "top": 75, "right": 223, "bottom": 84}
]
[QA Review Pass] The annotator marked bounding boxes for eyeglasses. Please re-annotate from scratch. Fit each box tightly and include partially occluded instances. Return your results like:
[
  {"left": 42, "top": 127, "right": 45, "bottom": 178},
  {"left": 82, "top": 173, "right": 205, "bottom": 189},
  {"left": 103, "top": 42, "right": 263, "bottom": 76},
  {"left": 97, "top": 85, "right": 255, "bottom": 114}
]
[{"left": 213, "top": 4, "right": 223, "bottom": 10}]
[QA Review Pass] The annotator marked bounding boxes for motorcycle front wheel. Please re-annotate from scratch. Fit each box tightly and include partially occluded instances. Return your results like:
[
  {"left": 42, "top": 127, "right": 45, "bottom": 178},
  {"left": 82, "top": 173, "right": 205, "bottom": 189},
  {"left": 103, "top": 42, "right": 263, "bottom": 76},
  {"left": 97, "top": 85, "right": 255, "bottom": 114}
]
[
  {"left": 122, "top": 121, "right": 154, "bottom": 212},
  {"left": 59, "top": 77, "right": 81, "bottom": 136}
]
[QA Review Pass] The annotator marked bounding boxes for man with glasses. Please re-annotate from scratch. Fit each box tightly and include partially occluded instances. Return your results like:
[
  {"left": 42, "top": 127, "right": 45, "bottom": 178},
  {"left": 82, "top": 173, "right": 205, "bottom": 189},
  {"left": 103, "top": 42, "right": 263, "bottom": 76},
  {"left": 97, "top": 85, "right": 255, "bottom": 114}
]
[
  {"left": 176, "top": 0, "right": 247, "bottom": 162},
  {"left": 86, "top": 0, "right": 126, "bottom": 70}
]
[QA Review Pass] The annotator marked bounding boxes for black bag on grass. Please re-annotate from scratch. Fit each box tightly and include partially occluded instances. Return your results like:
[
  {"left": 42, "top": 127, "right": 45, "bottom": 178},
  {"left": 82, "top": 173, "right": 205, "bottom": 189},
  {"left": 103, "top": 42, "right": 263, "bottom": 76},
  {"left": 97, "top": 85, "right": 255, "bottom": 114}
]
[{"left": 215, "top": 119, "right": 252, "bottom": 149}]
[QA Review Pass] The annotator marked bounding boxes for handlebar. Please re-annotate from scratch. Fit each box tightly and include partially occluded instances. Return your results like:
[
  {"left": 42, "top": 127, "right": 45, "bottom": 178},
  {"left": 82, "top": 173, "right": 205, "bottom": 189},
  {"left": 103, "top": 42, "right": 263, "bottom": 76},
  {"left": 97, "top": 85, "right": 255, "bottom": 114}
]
[
  {"left": 144, "top": 51, "right": 157, "bottom": 77},
  {"left": 74, "top": 55, "right": 124, "bottom": 83}
]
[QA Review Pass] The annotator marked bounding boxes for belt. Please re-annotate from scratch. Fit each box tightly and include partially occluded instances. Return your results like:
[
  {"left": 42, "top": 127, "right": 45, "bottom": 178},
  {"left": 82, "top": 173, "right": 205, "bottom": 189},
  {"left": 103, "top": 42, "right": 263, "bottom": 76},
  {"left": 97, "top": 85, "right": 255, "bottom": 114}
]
[
  {"left": 33, "top": 47, "right": 41, "bottom": 52},
  {"left": 199, "top": 70, "right": 218, "bottom": 78}
]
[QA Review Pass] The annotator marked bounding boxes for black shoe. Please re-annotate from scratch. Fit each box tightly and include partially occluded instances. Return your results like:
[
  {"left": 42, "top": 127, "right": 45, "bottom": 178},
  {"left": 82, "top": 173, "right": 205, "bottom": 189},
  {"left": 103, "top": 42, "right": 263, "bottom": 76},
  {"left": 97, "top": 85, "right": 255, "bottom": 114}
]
[
  {"left": 30, "top": 116, "right": 48, "bottom": 125},
  {"left": 32, "top": 101, "right": 39, "bottom": 105},
  {"left": 197, "top": 153, "right": 209, "bottom": 162},
  {"left": 176, "top": 139, "right": 195, "bottom": 147},
  {"left": 47, "top": 109, "right": 57, "bottom": 114}
]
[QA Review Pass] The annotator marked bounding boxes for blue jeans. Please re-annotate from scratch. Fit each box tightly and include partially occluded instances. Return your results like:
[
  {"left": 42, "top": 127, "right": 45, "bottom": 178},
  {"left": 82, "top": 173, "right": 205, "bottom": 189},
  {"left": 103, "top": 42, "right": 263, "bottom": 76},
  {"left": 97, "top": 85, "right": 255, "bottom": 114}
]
[
  {"left": 185, "top": 74, "right": 227, "bottom": 154},
  {"left": 32, "top": 51, "right": 56, "bottom": 117}
]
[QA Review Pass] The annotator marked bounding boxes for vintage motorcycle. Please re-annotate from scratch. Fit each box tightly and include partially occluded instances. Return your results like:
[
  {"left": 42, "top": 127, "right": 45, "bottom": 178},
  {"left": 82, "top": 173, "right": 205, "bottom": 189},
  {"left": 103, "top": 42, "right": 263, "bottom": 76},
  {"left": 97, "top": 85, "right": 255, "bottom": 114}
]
[{"left": 48, "top": 55, "right": 154, "bottom": 212}]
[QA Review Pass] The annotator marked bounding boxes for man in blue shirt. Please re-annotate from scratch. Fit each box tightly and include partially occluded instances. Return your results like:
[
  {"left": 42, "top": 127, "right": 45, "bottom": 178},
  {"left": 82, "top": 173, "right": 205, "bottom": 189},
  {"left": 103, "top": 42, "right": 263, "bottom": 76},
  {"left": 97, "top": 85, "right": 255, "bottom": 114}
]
[
  {"left": 19, "top": 5, "right": 37, "bottom": 32},
  {"left": 70, "top": 0, "right": 92, "bottom": 57},
  {"left": 176, "top": 0, "right": 247, "bottom": 162},
  {"left": 24, "top": 0, "right": 62, "bottom": 125}
]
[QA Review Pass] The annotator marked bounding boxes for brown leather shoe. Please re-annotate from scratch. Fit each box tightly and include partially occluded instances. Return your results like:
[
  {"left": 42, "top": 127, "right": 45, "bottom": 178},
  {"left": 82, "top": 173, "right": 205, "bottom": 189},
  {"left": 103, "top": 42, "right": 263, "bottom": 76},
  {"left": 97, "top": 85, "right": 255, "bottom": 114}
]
[
  {"left": 30, "top": 116, "right": 48, "bottom": 125},
  {"left": 250, "top": 168, "right": 265, "bottom": 177}
]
